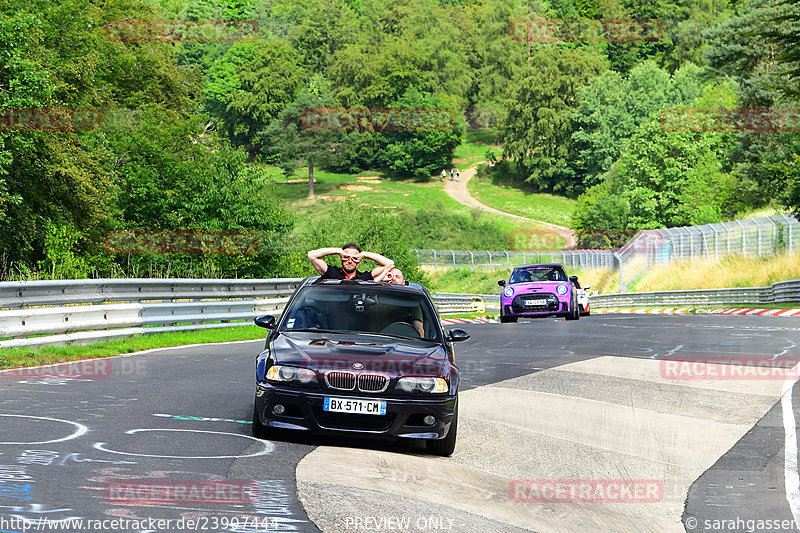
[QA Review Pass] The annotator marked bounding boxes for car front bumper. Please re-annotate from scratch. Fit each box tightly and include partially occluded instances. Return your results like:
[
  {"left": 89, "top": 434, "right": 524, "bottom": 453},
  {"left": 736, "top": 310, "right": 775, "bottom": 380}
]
[
  {"left": 255, "top": 383, "right": 457, "bottom": 440},
  {"left": 501, "top": 301, "right": 570, "bottom": 318}
]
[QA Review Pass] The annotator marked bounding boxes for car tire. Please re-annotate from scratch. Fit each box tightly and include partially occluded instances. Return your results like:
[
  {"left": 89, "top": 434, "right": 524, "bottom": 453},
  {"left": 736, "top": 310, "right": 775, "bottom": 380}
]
[
  {"left": 500, "top": 315, "right": 517, "bottom": 323},
  {"left": 426, "top": 400, "right": 458, "bottom": 456},
  {"left": 565, "top": 294, "right": 580, "bottom": 321},
  {"left": 252, "top": 400, "right": 271, "bottom": 439}
]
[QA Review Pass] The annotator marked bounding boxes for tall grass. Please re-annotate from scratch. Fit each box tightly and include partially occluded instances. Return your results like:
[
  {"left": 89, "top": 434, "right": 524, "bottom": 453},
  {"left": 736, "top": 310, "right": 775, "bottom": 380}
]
[{"left": 636, "top": 252, "right": 800, "bottom": 292}]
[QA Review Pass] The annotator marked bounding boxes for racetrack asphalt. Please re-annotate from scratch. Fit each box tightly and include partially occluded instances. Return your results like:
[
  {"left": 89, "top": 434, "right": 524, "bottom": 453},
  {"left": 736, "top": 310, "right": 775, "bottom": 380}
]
[{"left": 1, "top": 314, "right": 799, "bottom": 532}]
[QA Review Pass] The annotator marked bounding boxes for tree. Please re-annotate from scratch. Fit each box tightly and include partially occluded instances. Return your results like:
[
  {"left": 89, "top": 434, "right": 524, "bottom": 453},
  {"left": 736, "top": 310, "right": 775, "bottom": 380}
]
[
  {"left": 286, "top": 0, "right": 360, "bottom": 72},
  {"left": 257, "top": 90, "right": 345, "bottom": 197},
  {"left": 376, "top": 88, "right": 464, "bottom": 180},
  {"left": 571, "top": 62, "right": 703, "bottom": 186},
  {"left": 616, "top": 119, "right": 733, "bottom": 228},
  {"left": 204, "top": 40, "right": 303, "bottom": 153},
  {"left": 760, "top": 0, "right": 800, "bottom": 98},
  {"left": 705, "top": 0, "right": 800, "bottom": 213},
  {"left": 499, "top": 46, "right": 605, "bottom": 195}
]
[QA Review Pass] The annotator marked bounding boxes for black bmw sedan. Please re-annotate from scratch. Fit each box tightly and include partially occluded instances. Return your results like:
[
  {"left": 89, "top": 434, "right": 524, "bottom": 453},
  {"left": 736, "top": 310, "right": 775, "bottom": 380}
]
[{"left": 252, "top": 277, "right": 469, "bottom": 456}]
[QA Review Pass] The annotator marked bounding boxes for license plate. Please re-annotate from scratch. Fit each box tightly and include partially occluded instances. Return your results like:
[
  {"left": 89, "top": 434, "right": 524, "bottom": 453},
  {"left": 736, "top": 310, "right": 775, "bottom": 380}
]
[
  {"left": 524, "top": 299, "right": 547, "bottom": 306},
  {"left": 323, "top": 397, "right": 387, "bottom": 415}
]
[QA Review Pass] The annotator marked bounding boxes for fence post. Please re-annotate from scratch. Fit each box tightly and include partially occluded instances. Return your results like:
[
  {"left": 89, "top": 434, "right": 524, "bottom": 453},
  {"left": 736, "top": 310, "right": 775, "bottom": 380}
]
[
  {"left": 432, "top": 249, "right": 437, "bottom": 267},
  {"left": 506, "top": 251, "right": 510, "bottom": 269},
  {"left": 767, "top": 217, "right": 778, "bottom": 254},
  {"left": 469, "top": 251, "right": 475, "bottom": 272},
  {"left": 451, "top": 249, "right": 455, "bottom": 267},
  {"left": 735, "top": 219, "right": 746, "bottom": 255},
  {"left": 487, "top": 251, "right": 493, "bottom": 271}
]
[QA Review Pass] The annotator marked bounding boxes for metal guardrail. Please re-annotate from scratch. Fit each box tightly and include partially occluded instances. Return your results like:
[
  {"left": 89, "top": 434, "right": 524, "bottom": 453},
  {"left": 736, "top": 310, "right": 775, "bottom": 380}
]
[
  {"left": 0, "top": 278, "right": 304, "bottom": 349},
  {"left": 0, "top": 279, "right": 486, "bottom": 348},
  {"left": 6, "top": 276, "right": 796, "bottom": 348},
  {"left": 590, "top": 279, "right": 800, "bottom": 308}
]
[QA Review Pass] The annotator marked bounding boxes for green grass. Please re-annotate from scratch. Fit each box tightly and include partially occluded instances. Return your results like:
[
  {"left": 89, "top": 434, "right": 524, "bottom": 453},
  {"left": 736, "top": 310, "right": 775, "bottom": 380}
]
[
  {"left": 452, "top": 129, "right": 502, "bottom": 168},
  {"left": 441, "top": 312, "right": 499, "bottom": 319},
  {"left": 467, "top": 173, "right": 577, "bottom": 227},
  {"left": 265, "top": 164, "right": 556, "bottom": 242},
  {"left": 1, "top": 326, "right": 266, "bottom": 369}
]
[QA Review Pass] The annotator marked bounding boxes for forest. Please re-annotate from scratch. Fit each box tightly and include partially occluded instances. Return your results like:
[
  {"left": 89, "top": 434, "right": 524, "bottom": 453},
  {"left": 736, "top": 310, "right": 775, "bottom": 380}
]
[{"left": 0, "top": 0, "right": 798, "bottom": 279}]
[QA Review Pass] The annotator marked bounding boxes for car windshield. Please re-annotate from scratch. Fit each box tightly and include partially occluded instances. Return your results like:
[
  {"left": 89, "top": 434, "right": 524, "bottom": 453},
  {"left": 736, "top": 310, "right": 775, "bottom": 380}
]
[
  {"left": 279, "top": 285, "right": 440, "bottom": 341},
  {"left": 509, "top": 266, "right": 567, "bottom": 283}
]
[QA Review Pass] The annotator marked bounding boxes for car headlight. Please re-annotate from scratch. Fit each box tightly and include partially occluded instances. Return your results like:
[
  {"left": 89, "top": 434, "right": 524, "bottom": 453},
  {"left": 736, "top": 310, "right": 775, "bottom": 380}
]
[
  {"left": 556, "top": 284, "right": 568, "bottom": 295},
  {"left": 503, "top": 287, "right": 514, "bottom": 298},
  {"left": 266, "top": 365, "right": 315, "bottom": 384},
  {"left": 396, "top": 377, "right": 449, "bottom": 394}
]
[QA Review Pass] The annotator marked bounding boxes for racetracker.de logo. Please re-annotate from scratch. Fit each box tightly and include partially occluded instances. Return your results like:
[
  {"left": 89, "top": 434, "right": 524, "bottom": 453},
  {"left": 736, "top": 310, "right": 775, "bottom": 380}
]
[
  {"left": 103, "top": 19, "right": 258, "bottom": 43},
  {"left": 1, "top": 360, "right": 112, "bottom": 380},
  {"left": 508, "top": 18, "right": 663, "bottom": 43},
  {"left": 103, "top": 230, "right": 260, "bottom": 255},
  {"left": 659, "top": 356, "right": 800, "bottom": 380},
  {"left": 104, "top": 481, "right": 258, "bottom": 504},
  {"left": 300, "top": 108, "right": 457, "bottom": 132},
  {"left": 509, "top": 479, "right": 663, "bottom": 503},
  {"left": 0, "top": 108, "right": 103, "bottom": 132},
  {"left": 660, "top": 108, "right": 800, "bottom": 132},
  {"left": 509, "top": 229, "right": 570, "bottom": 251}
]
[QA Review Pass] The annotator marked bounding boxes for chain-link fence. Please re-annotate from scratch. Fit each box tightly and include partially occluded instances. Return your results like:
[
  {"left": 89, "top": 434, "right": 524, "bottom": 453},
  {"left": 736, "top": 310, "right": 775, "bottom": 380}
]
[
  {"left": 414, "top": 214, "right": 799, "bottom": 292},
  {"left": 616, "top": 214, "right": 799, "bottom": 291},
  {"left": 411, "top": 249, "right": 617, "bottom": 272}
]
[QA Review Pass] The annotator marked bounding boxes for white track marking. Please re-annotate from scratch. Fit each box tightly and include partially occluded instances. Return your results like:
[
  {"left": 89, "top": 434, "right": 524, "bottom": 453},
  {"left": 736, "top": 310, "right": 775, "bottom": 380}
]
[
  {"left": 0, "top": 414, "right": 88, "bottom": 445},
  {"left": 93, "top": 428, "right": 273, "bottom": 459},
  {"left": 782, "top": 363, "right": 800, "bottom": 529}
]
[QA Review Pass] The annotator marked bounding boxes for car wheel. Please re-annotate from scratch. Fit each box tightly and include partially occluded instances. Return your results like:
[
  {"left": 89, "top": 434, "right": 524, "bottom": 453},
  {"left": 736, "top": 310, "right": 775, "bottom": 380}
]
[
  {"left": 252, "top": 400, "right": 271, "bottom": 439},
  {"left": 565, "top": 295, "right": 579, "bottom": 321},
  {"left": 426, "top": 400, "right": 458, "bottom": 456},
  {"left": 500, "top": 315, "right": 518, "bottom": 323}
]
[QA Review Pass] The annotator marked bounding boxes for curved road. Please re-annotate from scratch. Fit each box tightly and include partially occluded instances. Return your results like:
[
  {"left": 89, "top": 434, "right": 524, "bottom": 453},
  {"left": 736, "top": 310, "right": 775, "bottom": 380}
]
[
  {"left": 442, "top": 165, "right": 577, "bottom": 246},
  {"left": 1, "top": 315, "right": 800, "bottom": 532}
]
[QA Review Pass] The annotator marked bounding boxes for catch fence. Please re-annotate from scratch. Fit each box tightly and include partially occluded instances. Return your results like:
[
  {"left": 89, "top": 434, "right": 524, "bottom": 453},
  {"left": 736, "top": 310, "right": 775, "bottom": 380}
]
[
  {"left": 412, "top": 249, "right": 616, "bottom": 272},
  {"left": 414, "top": 214, "right": 799, "bottom": 292}
]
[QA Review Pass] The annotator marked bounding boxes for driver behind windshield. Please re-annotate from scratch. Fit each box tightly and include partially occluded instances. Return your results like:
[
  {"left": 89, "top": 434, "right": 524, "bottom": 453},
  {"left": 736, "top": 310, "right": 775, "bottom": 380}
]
[{"left": 283, "top": 287, "right": 428, "bottom": 339}]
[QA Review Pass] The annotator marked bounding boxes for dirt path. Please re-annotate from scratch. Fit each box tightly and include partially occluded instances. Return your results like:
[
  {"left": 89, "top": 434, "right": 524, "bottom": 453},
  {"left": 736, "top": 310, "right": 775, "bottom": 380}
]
[{"left": 442, "top": 163, "right": 577, "bottom": 246}]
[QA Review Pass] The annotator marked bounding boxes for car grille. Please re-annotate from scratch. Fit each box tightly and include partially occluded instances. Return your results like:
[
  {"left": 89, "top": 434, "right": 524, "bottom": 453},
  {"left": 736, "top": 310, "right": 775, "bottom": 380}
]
[
  {"left": 358, "top": 374, "right": 389, "bottom": 393},
  {"left": 313, "top": 409, "right": 397, "bottom": 431},
  {"left": 325, "top": 371, "right": 356, "bottom": 390},
  {"left": 324, "top": 371, "right": 389, "bottom": 393}
]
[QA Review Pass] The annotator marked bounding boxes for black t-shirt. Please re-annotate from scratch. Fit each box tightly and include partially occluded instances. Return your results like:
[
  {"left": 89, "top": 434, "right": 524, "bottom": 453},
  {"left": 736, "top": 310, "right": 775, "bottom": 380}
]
[{"left": 322, "top": 265, "right": 374, "bottom": 280}]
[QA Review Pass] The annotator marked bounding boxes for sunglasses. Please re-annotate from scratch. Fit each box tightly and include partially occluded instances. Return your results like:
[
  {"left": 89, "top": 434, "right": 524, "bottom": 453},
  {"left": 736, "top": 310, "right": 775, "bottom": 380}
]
[{"left": 342, "top": 255, "right": 361, "bottom": 263}]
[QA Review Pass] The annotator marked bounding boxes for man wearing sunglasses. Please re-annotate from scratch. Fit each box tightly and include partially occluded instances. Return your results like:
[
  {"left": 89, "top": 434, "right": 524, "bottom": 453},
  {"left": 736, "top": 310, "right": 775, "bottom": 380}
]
[{"left": 307, "top": 242, "right": 394, "bottom": 281}]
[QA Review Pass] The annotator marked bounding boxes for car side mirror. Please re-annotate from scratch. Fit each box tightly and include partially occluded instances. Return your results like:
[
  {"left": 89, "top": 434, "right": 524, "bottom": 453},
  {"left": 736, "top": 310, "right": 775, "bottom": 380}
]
[
  {"left": 584, "top": 285, "right": 591, "bottom": 290},
  {"left": 447, "top": 328, "right": 470, "bottom": 343},
  {"left": 569, "top": 275, "right": 578, "bottom": 282},
  {"left": 254, "top": 315, "right": 276, "bottom": 329},
  {"left": 498, "top": 280, "right": 506, "bottom": 287}
]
